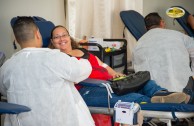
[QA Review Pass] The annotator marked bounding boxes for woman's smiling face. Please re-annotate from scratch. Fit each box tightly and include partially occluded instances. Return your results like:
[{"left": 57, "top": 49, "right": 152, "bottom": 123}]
[{"left": 51, "top": 26, "right": 72, "bottom": 53}]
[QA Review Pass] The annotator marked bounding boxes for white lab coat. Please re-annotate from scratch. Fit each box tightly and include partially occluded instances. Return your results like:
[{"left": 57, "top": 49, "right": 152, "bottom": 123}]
[
  {"left": 133, "top": 28, "right": 194, "bottom": 92},
  {"left": 0, "top": 48, "right": 95, "bottom": 126}
]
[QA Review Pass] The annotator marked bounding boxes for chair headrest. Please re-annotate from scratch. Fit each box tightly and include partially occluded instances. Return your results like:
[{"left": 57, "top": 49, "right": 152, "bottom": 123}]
[
  {"left": 120, "top": 10, "right": 147, "bottom": 41},
  {"left": 171, "top": 6, "right": 194, "bottom": 37}
]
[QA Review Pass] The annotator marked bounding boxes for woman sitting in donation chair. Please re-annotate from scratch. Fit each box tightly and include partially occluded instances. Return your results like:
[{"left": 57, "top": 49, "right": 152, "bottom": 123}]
[{"left": 48, "top": 25, "right": 190, "bottom": 106}]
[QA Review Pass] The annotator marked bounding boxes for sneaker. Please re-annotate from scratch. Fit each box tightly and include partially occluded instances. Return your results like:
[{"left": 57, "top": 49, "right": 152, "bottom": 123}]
[
  {"left": 183, "top": 76, "right": 194, "bottom": 104},
  {"left": 151, "top": 92, "right": 187, "bottom": 103}
]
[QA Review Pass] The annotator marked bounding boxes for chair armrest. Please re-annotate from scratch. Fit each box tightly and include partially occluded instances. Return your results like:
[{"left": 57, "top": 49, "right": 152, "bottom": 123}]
[
  {"left": 78, "top": 78, "right": 111, "bottom": 87},
  {"left": 0, "top": 101, "right": 31, "bottom": 114}
]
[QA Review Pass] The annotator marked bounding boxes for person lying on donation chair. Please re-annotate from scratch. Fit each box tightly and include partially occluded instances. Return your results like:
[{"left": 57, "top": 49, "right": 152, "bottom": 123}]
[
  {"left": 0, "top": 17, "right": 95, "bottom": 126},
  {"left": 187, "top": 14, "right": 194, "bottom": 30},
  {"left": 48, "top": 25, "right": 191, "bottom": 106},
  {"left": 133, "top": 12, "right": 194, "bottom": 104}
]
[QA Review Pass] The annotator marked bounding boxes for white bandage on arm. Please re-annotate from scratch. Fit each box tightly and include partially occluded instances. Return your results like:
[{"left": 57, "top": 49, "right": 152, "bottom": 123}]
[{"left": 102, "top": 63, "right": 108, "bottom": 68}]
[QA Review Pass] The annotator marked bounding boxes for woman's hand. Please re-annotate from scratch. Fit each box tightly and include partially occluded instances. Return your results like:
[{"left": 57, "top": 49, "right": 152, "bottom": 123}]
[{"left": 112, "top": 73, "right": 126, "bottom": 79}]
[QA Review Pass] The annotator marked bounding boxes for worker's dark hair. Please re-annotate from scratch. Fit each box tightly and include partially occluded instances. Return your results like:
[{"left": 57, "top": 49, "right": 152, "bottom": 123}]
[{"left": 144, "top": 12, "right": 162, "bottom": 30}]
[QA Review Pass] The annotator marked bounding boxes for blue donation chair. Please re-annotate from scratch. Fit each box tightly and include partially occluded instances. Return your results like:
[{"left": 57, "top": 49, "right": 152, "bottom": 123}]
[
  {"left": 120, "top": 10, "right": 147, "bottom": 73},
  {"left": 172, "top": 6, "right": 194, "bottom": 38},
  {"left": 120, "top": 10, "right": 147, "bottom": 41}
]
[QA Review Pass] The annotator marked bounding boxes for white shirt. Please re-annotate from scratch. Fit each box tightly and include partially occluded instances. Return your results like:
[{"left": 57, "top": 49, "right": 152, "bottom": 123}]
[
  {"left": 0, "top": 48, "right": 94, "bottom": 126},
  {"left": 133, "top": 28, "right": 194, "bottom": 92}
]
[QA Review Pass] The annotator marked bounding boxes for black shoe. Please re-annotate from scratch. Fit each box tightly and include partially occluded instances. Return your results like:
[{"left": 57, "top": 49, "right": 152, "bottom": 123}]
[{"left": 183, "top": 76, "right": 194, "bottom": 104}]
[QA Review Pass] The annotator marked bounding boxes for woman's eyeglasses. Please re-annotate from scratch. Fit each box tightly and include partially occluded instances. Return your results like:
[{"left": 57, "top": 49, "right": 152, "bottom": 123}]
[{"left": 52, "top": 34, "right": 69, "bottom": 40}]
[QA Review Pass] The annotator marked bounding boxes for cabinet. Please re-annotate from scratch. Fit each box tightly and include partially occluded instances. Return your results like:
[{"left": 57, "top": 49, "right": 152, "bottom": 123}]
[{"left": 80, "top": 39, "right": 128, "bottom": 74}]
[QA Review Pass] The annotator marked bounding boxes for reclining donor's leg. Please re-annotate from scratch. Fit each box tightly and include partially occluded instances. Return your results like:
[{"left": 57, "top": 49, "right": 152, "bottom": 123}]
[
  {"left": 150, "top": 76, "right": 194, "bottom": 104},
  {"left": 183, "top": 76, "right": 194, "bottom": 104},
  {"left": 140, "top": 80, "right": 188, "bottom": 103}
]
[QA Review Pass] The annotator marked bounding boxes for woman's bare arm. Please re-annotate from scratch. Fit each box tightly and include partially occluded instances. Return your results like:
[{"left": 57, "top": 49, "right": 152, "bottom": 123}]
[{"left": 95, "top": 56, "right": 125, "bottom": 78}]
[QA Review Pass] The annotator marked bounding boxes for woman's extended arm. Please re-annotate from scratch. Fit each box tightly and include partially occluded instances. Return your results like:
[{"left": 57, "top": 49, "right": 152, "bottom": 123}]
[{"left": 95, "top": 56, "right": 125, "bottom": 78}]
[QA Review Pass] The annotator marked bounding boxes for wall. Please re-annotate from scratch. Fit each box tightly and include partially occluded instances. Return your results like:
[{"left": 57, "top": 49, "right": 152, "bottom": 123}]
[
  {"left": 143, "top": 0, "right": 194, "bottom": 31},
  {"left": 0, "top": 0, "right": 65, "bottom": 59},
  {"left": 1, "top": 0, "right": 194, "bottom": 60}
]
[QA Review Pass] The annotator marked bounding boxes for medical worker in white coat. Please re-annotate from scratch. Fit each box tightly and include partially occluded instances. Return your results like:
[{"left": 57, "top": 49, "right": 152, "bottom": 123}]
[
  {"left": 0, "top": 17, "right": 95, "bottom": 126},
  {"left": 133, "top": 12, "right": 194, "bottom": 95}
]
